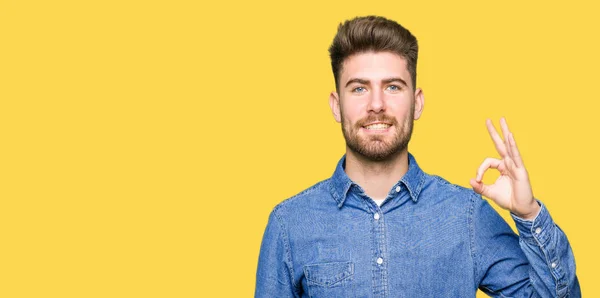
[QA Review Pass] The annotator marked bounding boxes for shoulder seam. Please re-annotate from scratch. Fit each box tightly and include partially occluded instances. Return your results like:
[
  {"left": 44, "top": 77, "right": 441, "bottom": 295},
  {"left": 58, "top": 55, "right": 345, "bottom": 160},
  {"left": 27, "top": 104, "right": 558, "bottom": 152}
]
[
  {"left": 270, "top": 207, "right": 299, "bottom": 292},
  {"left": 274, "top": 179, "right": 331, "bottom": 210},
  {"left": 469, "top": 192, "right": 479, "bottom": 289}
]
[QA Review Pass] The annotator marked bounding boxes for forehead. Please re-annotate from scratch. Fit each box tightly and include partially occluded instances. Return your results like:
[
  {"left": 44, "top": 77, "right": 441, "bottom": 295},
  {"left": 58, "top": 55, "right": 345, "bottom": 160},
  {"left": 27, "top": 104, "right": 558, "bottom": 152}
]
[{"left": 340, "top": 51, "right": 410, "bottom": 85}]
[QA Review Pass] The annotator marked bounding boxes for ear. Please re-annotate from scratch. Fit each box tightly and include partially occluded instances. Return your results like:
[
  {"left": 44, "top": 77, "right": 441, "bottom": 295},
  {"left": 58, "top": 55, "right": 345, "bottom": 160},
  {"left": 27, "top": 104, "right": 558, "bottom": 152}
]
[
  {"left": 329, "top": 91, "right": 341, "bottom": 123},
  {"left": 413, "top": 88, "right": 424, "bottom": 120}
]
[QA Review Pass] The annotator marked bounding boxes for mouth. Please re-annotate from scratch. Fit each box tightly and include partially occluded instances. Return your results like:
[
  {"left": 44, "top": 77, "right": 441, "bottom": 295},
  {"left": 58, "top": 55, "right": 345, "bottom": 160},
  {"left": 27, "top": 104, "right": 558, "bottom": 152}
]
[{"left": 363, "top": 122, "right": 392, "bottom": 131}]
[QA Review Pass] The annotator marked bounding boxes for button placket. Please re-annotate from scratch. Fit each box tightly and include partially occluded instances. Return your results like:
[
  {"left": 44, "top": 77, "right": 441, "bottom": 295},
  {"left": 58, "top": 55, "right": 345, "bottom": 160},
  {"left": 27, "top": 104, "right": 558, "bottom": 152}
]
[{"left": 371, "top": 202, "right": 388, "bottom": 295}]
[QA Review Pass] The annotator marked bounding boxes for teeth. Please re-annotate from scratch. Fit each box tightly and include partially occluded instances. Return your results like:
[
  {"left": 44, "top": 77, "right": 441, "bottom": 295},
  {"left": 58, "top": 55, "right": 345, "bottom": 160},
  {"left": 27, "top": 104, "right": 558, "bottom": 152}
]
[{"left": 365, "top": 123, "right": 390, "bottom": 130}]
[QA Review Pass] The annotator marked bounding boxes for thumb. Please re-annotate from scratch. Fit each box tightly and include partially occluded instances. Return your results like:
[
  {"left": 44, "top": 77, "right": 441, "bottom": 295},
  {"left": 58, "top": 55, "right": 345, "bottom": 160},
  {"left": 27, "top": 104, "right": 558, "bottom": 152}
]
[{"left": 470, "top": 178, "right": 487, "bottom": 196}]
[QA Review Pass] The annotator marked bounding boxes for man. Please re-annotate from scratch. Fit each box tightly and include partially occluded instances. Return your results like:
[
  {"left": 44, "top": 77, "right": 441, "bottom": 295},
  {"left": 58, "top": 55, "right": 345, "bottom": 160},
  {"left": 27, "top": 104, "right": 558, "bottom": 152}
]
[{"left": 255, "top": 16, "right": 580, "bottom": 297}]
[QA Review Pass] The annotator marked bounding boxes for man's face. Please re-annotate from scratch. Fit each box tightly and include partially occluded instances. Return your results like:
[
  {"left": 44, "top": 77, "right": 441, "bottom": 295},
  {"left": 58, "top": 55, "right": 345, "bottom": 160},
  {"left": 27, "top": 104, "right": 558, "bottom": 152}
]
[{"left": 330, "top": 51, "right": 424, "bottom": 161}]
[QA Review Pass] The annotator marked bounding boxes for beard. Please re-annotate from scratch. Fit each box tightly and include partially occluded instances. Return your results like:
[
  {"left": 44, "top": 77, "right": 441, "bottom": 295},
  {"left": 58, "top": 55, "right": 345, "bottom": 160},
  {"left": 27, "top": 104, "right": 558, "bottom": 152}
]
[{"left": 341, "top": 108, "right": 414, "bottom": 162}]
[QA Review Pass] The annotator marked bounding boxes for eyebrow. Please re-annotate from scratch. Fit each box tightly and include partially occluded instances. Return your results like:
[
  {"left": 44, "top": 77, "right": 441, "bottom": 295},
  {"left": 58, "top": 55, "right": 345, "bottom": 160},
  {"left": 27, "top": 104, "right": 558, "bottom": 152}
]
[{"left": 344, "top": 77, "right": 408, "bottom": 88}]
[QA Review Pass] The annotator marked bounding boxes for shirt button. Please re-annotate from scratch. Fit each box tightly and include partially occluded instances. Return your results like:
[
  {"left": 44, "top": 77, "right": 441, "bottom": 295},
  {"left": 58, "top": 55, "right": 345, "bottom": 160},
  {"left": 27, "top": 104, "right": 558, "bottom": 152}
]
[
  {"left": 377, "top": 257, "right": 383, "bottom": 265},
  {"left": 374, "top": 213, "right": 380, "bottom": 220},
  {"left": 535, "top": 227, "right": 542, "bottom": 234},
  {"left": 551, "top": 262, "right": 557, "bottom": 268},
  {"left": 395, "top": 186, "right": 401, "bottom": 193}
]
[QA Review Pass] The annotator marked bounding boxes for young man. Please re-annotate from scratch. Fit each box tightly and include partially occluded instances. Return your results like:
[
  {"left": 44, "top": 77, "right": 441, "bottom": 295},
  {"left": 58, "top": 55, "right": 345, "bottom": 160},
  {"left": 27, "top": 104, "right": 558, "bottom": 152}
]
[{"left": 255, "top": 16, "right": 580, "bottom": 297}]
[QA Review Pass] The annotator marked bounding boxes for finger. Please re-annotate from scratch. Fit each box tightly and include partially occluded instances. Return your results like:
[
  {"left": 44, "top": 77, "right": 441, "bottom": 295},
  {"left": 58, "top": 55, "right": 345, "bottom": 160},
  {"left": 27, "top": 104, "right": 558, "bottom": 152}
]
[
  {"left": 500, "top": 117, "right": 513, "bottom": 159},
  {"left": 476, "top": 157, "right": 502, "bottom": 182},
  {"left": 500, "top": 117, "right": 511, "bottom": 143},
  {"left": 486, "top": 119, "right": 507, "bottom": 157},
  {"left": 499, "top": 117, "right": 513, "bottom": 155},
  {"left": 508, "top": 132, "right": 524, "bottom": 168},
  {"left": 470, "top": 178, "right": 489, "bottom": 197}
]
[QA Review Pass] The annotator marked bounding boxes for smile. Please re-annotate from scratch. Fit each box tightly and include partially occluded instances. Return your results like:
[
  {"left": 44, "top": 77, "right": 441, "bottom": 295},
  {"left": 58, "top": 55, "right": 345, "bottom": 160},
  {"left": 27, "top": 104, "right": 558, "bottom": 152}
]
[{"left": 364, "top": 123, "right": 391, "bottom": 130}]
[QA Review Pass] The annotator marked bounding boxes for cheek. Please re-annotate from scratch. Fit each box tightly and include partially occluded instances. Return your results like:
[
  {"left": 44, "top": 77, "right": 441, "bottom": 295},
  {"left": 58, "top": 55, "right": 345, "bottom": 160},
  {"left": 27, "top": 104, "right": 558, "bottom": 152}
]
[
  {"left": 341, "top": 105, "right": 362, "bottom": 122},
  {"left": 389, "top": 100, "right": 414, "bottom": 117}
]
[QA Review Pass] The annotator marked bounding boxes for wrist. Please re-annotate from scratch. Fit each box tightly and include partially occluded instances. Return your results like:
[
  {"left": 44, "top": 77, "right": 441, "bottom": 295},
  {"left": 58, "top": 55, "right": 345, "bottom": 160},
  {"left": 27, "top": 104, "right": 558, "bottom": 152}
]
[{"left": 514, "top": 201, "right": 541, "bottom": 221}]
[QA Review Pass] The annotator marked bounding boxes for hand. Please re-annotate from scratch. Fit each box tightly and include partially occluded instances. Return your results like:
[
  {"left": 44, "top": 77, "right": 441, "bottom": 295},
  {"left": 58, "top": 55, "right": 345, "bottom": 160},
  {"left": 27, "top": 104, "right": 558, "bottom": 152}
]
[{"left": 469, "top": 118, "right": 540, "bottom": 220}]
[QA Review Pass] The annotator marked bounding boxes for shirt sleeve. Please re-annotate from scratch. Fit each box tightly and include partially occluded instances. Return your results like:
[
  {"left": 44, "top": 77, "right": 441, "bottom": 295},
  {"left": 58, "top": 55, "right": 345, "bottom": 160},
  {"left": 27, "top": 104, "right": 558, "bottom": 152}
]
[
  {"left": 471, "top": 197, "right": 580, "bottom": 297},
  {"left": 255, "top": 209, "right": 298, "bottom": 298},
  {"left": 510, "top": 200, "right": 581, "bottom": 297}
]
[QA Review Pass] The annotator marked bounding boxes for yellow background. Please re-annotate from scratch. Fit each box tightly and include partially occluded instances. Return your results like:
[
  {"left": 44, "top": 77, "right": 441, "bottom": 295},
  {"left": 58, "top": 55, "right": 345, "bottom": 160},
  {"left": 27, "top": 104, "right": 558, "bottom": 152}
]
[{"left": 1, "top": 0, "right": 597, "bottom": 297}]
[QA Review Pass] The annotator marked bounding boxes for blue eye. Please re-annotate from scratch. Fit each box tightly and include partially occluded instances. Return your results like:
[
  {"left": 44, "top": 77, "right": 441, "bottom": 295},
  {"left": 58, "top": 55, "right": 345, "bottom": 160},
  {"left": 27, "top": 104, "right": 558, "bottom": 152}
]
[
  {"left": 352, "top": 87, "right": 366, "bottom": 93},
  {"left": 387, "top": 85, "right": 401, "bottom": 91}
]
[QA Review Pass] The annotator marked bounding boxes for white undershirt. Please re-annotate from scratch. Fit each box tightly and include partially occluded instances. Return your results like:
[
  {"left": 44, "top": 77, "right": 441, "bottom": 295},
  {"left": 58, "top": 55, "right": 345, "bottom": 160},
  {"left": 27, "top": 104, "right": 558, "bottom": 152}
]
[{"left": 373, "top": 199, "right": 385, "bottom": 206}]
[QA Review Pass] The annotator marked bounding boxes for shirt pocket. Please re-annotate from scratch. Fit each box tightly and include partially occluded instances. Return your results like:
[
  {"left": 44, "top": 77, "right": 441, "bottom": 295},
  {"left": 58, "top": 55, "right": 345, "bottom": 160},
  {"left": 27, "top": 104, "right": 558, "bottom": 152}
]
[{"left": 303, "top": 261, "right": 355, "bottom": 298}]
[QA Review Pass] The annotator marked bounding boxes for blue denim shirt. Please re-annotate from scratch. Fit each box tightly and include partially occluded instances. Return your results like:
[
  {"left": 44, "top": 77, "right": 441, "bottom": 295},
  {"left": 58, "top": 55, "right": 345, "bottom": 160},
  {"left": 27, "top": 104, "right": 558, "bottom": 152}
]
[{"left": 256, "top": 154, "right": 580, "bottom": 297}]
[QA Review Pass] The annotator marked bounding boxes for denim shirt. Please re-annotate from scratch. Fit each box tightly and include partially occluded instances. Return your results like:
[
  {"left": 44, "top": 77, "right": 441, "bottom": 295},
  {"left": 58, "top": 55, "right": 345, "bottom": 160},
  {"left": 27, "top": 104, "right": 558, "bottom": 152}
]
[{"left": 256, "top": 154, "right": 580, "bottom": 297}]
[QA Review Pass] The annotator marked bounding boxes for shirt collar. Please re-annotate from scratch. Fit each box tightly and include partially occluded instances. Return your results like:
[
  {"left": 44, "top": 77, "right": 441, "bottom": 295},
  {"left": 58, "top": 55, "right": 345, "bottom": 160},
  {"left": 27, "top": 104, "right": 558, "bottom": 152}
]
[{"left": 329, "top": 153, "right": 426, "bottom": 208}]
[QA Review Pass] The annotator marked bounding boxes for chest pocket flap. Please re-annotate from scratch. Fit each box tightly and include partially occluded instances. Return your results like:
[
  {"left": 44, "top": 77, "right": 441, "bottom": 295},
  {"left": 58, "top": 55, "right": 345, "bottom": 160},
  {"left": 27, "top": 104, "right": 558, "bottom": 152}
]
[{"left": 304, "top": 261, "right": 354, "bottom": 287}]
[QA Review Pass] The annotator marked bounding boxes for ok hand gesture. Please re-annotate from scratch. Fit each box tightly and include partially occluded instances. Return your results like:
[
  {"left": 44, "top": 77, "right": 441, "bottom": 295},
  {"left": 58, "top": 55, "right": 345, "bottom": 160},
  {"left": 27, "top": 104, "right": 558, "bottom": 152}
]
[{"left": 469, "top": 118, "right": 541, "bottom": 220}]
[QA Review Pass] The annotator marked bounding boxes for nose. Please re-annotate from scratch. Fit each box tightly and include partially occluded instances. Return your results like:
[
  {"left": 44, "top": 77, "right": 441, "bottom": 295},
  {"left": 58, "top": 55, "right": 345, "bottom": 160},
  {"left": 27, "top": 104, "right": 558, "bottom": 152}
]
[{"left": 367, "top": 89, "right": 385, "bottom": 113}]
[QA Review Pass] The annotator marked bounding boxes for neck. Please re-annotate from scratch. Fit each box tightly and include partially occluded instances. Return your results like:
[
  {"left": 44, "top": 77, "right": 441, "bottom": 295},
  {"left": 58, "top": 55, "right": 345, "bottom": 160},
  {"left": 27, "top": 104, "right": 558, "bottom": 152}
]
[{"left": 344, "top": 148, "right": 409, "bottom": 201}]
